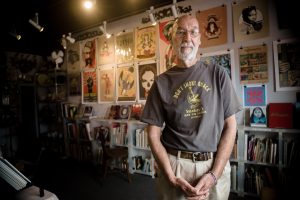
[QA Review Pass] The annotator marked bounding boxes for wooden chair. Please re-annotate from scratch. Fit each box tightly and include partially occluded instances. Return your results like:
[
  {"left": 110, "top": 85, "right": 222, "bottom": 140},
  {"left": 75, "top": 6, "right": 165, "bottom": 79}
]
[{"left": 95, "top": 125, "right": 131, "bottom": 182}]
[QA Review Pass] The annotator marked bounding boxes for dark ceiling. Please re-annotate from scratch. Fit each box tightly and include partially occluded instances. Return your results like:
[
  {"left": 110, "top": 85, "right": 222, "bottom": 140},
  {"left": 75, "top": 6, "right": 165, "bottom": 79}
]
[{"left": 1, "top": 0, "right": 176, "bottom": 56}]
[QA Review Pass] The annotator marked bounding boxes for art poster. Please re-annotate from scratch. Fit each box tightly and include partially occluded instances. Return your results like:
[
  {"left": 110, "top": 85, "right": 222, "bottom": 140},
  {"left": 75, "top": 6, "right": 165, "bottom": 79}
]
[
  {"left": 115, "top": 32, "right": 134, "bottom": 64},
  {"left": 196, "top": 5, "right": 227, "bottom": 48},
  {"left": 232, "top": 0, "right": 269, "bottom": 42},
  {"left": 67, "top": 42, "right": 80, "bottom": 74},
  {"left": 135, "top": 25, "right": 157, "bottom": 60},
  {"left": 80, "top": 39, "right": 97, "bottom": 69},
  {"left": 99, "top": 67, "right": 115, "bottom": 102},
  {"left": 200, "top": 50, "right": 234, "bottom": 83},
  {"left": 116, "top": 65, "right": 136, "bottom": 101},
  {"left": 250, "top": 106, "right": 267, "bottom": 127},
  {"left": 243, "top": 84, "right": 266, "bottom": 107},
  {"left": 239, "top": 45, "right": 268, "bottom": 84},
  {"left": 82, "top": 70, "right": 98, "bottom": 103},
  {"left": 273, "top": 38, "right": 300, "bottom": 91},
  {"left": 68, "top": 72, "right": 81, "bottom": 96},
  {"left": 97, "top": 35, "right": 115, "bottom": 65},
  {"left": 138, "top": 61, "right": 157, "bottom": 100},
  {"left": 158, "top": 19, "right": 176, "bottom": 73}
]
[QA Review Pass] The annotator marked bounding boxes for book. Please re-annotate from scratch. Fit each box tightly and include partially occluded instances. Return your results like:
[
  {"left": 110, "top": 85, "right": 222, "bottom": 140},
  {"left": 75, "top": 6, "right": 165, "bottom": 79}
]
[{"left": 268, "top": 103, "right": 294, "bottom": 128}]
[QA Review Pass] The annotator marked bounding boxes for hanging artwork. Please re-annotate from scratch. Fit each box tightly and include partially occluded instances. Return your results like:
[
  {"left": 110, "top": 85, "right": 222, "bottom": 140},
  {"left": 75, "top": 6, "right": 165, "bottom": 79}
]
[
  {"left": 116, "top": 65, "right": 136, "bottom": 101},
  {"left": 243, "top": 84, "right": 267, "bottom": 107},
  {"left": 115, "top": 31, "right": 134, "bottom": 64},
  {"left": 239, "top": 44, "right": 268, "bottom": 84},
  {"left": 249, "top": 106, "right": 267, "bottom": 127},
  {"left": 135, "top": 25, "right": 157, "bottom": 60},
  {"left": 196, "top": 5, "right": 227, "bottom": 48},
  {"left": 200, "top": 50, "right": 235, "bottom": 84},
  {"left": 99, "top": 67, "right": 115, "bottom": 102},
  {"left": 67, "top": 42, "right": 80, "bottom": 74},
  {"left": 82, "top": 70, "right": 98, "bottom": 103},
  {"left": 232, "top": 0, "right": 269, "bottom": 42},
  {"left": 159, "top": 19, "right": 176, "bottom": 73},
  {"left": 273, "top": 38, "right": 300, "bottom": 91},
  {"left": 138, "top": 61, "right": 158, "bottom": 100},
  {"left": 97, "top": 35, "right": 115, "bottom": 65},
  {"left": 80, "top": 39, "right": 97, "bottom": 69}
]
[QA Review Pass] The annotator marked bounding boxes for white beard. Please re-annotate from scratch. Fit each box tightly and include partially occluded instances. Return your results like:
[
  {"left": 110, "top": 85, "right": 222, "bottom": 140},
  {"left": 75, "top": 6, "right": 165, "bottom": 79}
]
[{"left": 176, "top": 42, "right": 197, "bottom": 62}]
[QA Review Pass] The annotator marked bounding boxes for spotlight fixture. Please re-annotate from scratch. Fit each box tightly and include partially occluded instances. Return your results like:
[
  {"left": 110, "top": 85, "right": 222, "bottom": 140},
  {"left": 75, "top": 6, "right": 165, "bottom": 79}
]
[
  {"left": 29, "top": 13, "right": 44, "bottom": 32},
  {"left": 66, "top": 33, "right": 75, "bottom": 43},
  {"left": 82, "top": 0, "right": 96, "bottom": 9},
  {"left": 147, "top": 6, "right": 156, "bottom": 26},
  {"left": 99, "top": 21, "right": 111, "bottom": 39},
  {"left": 9, "top": 32, "right": 21, "bottom": 40},
  {"left": 171, "top": 0, "right": 178, "bottom": 19},
  {"left": 61, "top": 35, "right": 67, "bottom": 49}
]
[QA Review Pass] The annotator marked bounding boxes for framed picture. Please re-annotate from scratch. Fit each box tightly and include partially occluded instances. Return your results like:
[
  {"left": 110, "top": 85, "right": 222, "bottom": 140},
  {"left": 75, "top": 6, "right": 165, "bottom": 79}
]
[
  {"left": 239, "top": 44, "right": 268, "bottom": 84},
  {"left": 249, "top": 106, "right": 267, "bottom": 127},
  {"left": 83, "top": 105, "right": 93, "bottom": 117},
  {"left": 273, "top": 38, "right": 300, "bottom": 91},
  {"left": 97, "top": 35, "right": 115, "bottom": 65},
  {"left": 243, "top": 84, "right": 267, "bottom": 107},
  {"left": 115, "top": 31, "right": 134, "bottom": 64},
  {"left": 82, "top": 70, "right": 98, "bottom": 103},
  {"left": 99, "top": 66, "right": 115, "bottom": 102},
  {"left": 200, "top": 49, "right": 235, "bottom": 86},
  {"left": 116, "top": 64, "right": 136, "bottom": 101},
  {"left": 135, "top": 25, "right": 157, "bottom": 60},
  {"left": 80, "top": 39, "right": 97, "bottom": 69},
  {"left": 196, "top": 5, "right": 227, "bottom": 48},
  {"left": 138, "top": 60, "right": 158, "bottom": 100},
  {"left": 67, "top": 42, "right": 80, "bottom": 74}
]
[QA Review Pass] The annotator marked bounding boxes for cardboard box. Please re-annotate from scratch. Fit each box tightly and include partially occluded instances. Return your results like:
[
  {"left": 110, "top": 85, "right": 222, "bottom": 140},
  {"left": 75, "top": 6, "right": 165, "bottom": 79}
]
[{"left": 268, "top": 103, "right": 294, "bottom": 128}]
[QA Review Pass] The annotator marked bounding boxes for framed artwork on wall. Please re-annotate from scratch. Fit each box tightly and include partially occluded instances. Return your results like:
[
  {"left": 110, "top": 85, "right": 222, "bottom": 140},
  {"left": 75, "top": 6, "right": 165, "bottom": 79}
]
[
  {"left": 80, "top": 39, "right": 97, "bottom": 70},
  {"left": 67, "top": 42, "right": 80, "bottom": 74},
  {"left": 249, "top": 106, "right": 267, "bottom": 127},
  {"left": 273, "top": 38, "right": 300, "bottom": 91},
  {"left": 200, "top": 49, "right": 235, "bottom": 86},
  {"left": 243, "top": 84, "right": 267, "bottom": 107},
  {"left": 97, "top": 35, "right": 115, "bottom": 65},
  {"left": 116, "top": 64, "right": 136, "bottom": 101},
  {"left": 135, "top": 25, "right": 157, "bottom": 60},
  {"left": 115, "top": 31, "right": 134, "bottom": 64},
  {"left": 138, "top": 60, "right": 157, "bottom": 100},
  {"left": 99, "top": 66, "right": 115, "bottom": 102},
  {"left": 232, "top": 0, "right": 269, "bottom": 42},
  {"left": 239, "top": 44, "right": 268, "bottom": 84},
  {"left": 196, "top": 5, "right": 227, "bottom": 48},
  {"left": 82, "top": 70, "right": 98, "bottom": 103}
]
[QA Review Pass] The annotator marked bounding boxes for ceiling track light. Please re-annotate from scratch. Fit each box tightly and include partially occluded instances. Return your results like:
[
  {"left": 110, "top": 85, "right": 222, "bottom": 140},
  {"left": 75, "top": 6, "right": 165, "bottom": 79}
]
[
  {"left": 29, "top": 13, "right": 44, "bottom": 32},
  {"left": 66, "top": 33, "right": 75, "bottom": 43},
  {"left": 99, "top": 21, "right": 111, "bottom": 39},
  {"left": 147, "top": 6, "right": 156, "bottom": 26},
  {"left": 9, "top": 32, "right": 21, "bottom": 40},
  {"left": 61, "top": 35, "right": 67, "bottom": 49},
  {"left": 171, "top": 0, "right": 178, "bottom": 19}
]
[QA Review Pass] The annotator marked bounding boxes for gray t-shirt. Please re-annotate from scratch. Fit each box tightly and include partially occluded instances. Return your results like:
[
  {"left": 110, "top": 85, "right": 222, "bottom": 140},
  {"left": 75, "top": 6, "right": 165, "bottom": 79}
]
[{"left": 141, "top": 61, "right": 242, "bottom": 152}]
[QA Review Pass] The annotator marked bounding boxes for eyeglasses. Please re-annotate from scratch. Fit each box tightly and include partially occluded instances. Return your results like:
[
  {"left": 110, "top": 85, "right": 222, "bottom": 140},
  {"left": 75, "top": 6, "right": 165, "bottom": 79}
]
[{"left": 175, "top": 29, "right": 200, "bottom": 38}]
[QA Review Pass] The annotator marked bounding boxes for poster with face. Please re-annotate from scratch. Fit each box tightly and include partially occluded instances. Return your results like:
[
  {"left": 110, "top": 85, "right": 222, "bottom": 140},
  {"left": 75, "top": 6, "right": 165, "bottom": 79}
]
[
  {"left": 97, "top": 35, "right": 115, "bottom": 65},
  {"left": 67, "top": 42, "right": 80, "bottom": 74},
  {"left": 115, "top": 32, "right": 134, "bottom": 64},
  {"left": 117, "top": 65, "right": 136, "bottom": 101},
  {"left": 99, "top": 67, "right": 115, "bottom": 102},
  {"left": 250, "top": 106, "right": 267, "bottom": 127},
  {"left": 196, "top": 5, "right": 227, "bottom": 48},
  {"left": 82, "top": 70, "right": 98, "bottom": 103},
  {"left": 138, "top": 62, "right": 157, "bottom": 100},
  {"left": 233, "top": 0, "right": 269, "bottom": 42},
  {"left": 135, "top": 25, "right": 157, "bottom": 60},
  {"left": 80, "top": 39, "right": 97, "bottom": 69}
]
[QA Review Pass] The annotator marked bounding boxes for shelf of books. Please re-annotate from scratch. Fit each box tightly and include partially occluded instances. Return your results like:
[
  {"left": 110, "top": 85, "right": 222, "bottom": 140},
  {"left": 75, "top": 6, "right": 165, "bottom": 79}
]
[{"left": 230, "top": 126, "right": 300, "bottom": 198}]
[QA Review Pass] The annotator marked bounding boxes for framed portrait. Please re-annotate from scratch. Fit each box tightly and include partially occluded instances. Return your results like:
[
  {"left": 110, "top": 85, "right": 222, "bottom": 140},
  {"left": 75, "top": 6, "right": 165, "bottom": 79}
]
[
  {"left": 273, "top": 38, "right": 300, "bottom": 91},
  {"left": 115, "top": 31, "right": 134, "bottom": 64},
  {"left": 243, "top": 84, "right": 267, "bottom": 107},
  {"left": 200, "top": 49, "right": 235, "bottom": 86},
  {"left": 135, "top": 25, "right": 157, "bottom": 60},
  {"left": 67, "top": 42, "right": 80, "bottom": 74},
  {"left": 158, "top": 19, "right": 176, "bottom": 73},
  {"left": 116, "top": 64, "right": 136, "bottom": 101},
  {"left": 138, "top": 60, "right": 158, "bottom": 100},
  {"left": 239, "top": 44, "right": 268, "bottom": 84},
  {"left": 80, "top": 39, "right": 97, "bottom": 70},
  {"left": 196, "top": 5, "right": 227, "bottom": 48},
  {"left": 99, "top": 66, "right": 115, "bottom": 102},
  {"left": 249, "top": 106, "right": 267, "bottom": 127},
  {"left": 232, "top": 0, "right": 269, "bottom": 42},
  {"left": 82, "top": 70, "right": 98, "bottom": 103},
  {"left": 97, "top": 35, "right": 115, "bottom": 65}
]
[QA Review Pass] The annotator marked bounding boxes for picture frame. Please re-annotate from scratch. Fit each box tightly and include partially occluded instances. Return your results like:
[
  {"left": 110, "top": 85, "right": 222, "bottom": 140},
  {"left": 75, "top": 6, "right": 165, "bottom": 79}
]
[
  {"left": 249, "top": 106, "right": 267, "bottom": 127},
  {"left": 135, "top": 25, "right": 157, "bottom": 60},
  {"left": 116, "top": 64, "right": 136, "bottom": 102},
  {"left": 97, "top": 35, "right": 115, "bottom": 65},
  {"left": 243, "top": 84, "right": 267, "bottom": 107},
  {"left": 115, "top": 31, "right": 134, "bottom": 64},
  {"left": 83, "top": 105, "right": 93, "bottom": 117},
  {"left": 138, "top": 60, "right": 158, "bottom": 100},
  {"left": 99, "top": 66, "right": 115, "bottom": 102},
  {"left": 82, "top": 70, "right": 98, "bottom": 103},
  {"left": 273, "top": 38, "right": 300, "bottom": 91}
]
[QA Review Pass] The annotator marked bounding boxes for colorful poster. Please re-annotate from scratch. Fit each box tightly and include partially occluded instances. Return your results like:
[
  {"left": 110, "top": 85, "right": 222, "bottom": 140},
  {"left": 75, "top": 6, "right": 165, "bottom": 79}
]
[
  {"left": 196, "top": 5, "right": 227, "bottom": 48},
  {"left": 243, "top": 84, "right": 267, "bottom": 107},
  {"left": 99, "top": 67, "right": 115, "bottom": 102},
  {"left": 250, "top": 106, "right": 267, "bottom": 127},
  {"left": 82, "top": 70, "right": 98, "bottom": 103},
  {"left": 97, "top": 36, "right": 115, "bottom": 65},
  {"left": 80, "top": 39, "right": 97, "bottom": 69},
  {"left": 233, "top": 0, "right": 269, "bottom": 42},
  {"left": 117, "top": 65, "right": 136, "bottom": 101},
  {"left": 138, "top": 61, "right": 157, "bottom": 100},
  {"left": 239, "top": 45, "right": 268, "bottom": 84},
  {"left": 135, "top": 25, "right": 157, "bottom": 60},
  {"left": 115, "top": 32, "right": 134, "bottom": 64}
]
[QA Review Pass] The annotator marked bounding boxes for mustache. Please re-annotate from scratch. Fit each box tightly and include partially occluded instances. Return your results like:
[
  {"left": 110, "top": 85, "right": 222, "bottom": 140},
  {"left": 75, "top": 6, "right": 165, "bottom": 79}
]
[{"left": 180, "top": 42, "right": 194, "bottom": 48}]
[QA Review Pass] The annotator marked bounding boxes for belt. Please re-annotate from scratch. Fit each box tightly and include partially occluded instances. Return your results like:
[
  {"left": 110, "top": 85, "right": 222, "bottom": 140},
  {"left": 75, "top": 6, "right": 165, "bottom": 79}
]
[{"left": 166, "top": 147, "right": 214, "bottom": 162}]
